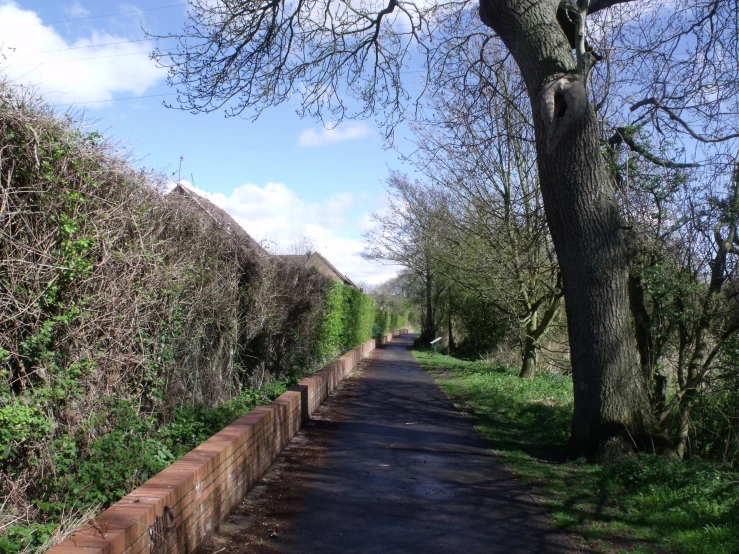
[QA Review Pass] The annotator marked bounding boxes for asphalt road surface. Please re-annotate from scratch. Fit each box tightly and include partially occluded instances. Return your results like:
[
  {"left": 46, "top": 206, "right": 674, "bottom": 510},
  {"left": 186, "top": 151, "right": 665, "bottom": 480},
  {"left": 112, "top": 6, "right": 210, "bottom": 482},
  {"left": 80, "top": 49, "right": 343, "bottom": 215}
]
[{"left": 203, "top": 334, "right": 577, "bottom": 554}]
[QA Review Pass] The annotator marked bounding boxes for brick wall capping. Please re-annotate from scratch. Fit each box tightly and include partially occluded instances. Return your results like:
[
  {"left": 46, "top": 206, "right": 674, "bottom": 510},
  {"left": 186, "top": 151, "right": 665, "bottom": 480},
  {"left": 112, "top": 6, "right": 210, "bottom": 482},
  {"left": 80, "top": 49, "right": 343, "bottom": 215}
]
[{"left": 47, "top": 328, "right": 410, "bottom": 554}]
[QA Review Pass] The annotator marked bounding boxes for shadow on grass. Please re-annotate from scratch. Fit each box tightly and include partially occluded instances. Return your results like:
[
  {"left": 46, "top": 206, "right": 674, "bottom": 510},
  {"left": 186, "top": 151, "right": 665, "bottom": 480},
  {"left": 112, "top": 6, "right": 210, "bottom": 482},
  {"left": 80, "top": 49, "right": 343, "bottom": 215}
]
[{"left": 412, "top": 348, "right": 739, "bottom": 554}]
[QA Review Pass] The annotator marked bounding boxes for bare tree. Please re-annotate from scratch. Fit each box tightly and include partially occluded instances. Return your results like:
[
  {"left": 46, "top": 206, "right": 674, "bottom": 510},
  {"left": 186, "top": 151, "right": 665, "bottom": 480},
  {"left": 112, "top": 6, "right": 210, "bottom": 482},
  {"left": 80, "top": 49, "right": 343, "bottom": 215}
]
[
  {"left": 404, "top": 50, "right": 563, "bottom": 379},
  {"left": 363, "top": 174, "right": 442, "bottom": 343},
  {"left": 154, "top": 0, "right": 739, "bottom": 455}
]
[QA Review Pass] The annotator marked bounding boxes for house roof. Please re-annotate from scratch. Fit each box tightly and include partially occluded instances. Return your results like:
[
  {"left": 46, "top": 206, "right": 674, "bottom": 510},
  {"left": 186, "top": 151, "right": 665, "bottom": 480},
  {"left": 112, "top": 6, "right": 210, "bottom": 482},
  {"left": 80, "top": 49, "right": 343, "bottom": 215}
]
[
  {"left": 168, "top": 185, "right": 355, "bottom": 286},
  {"left": 277, "top": 253, "right": 357, "bottom": 288},
  {"left": 169, "top": 184, "right": 267, "bottom": 256}
]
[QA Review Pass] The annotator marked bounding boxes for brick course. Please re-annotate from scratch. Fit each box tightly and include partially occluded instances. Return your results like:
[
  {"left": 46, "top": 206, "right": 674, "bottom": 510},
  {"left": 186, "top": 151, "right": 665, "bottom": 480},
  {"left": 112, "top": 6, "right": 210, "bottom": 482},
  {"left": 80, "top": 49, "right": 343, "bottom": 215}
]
[{"left": 48, "top": 329, "right": 410, "bottom": 554}]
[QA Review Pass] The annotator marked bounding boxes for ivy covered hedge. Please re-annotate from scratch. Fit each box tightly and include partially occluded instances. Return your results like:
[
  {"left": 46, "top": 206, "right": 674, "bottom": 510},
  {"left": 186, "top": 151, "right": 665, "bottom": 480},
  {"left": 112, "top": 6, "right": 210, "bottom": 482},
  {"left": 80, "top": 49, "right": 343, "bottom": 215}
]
[{"left": 0, "top": 84, "right": 408, "bottom": 554}]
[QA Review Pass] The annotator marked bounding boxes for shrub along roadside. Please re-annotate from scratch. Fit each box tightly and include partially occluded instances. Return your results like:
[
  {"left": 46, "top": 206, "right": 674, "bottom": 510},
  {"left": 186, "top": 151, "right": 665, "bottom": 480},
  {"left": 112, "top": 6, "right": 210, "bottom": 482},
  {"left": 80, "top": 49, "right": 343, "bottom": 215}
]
[
  {"left": 1, "top": 280, "right": 406, "bottom": 554},
  {"left": 2, "top": 283, "right": 406, "bottom": 554},
  {"left": 0, "top": 384, "right": 286, "bottom": 554},
  {"left": 0, "top": 84, "right": 410, "bottom": 554},
  {"left": 315, "top": 282, "right": 409, "bottom": 363},
  {"left": 412, "top": 350, "right": 739, "bottom": 554},
  {"left": 0, "top": 83, "right": 322, "bottom": 554}
]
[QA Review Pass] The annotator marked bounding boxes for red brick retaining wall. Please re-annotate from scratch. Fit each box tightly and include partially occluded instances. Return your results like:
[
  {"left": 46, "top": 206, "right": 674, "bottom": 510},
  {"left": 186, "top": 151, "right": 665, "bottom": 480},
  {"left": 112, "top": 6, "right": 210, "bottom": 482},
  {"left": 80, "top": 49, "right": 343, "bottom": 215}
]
[{"left": 48, "top": 329, "right": 410, "bottom": 554}]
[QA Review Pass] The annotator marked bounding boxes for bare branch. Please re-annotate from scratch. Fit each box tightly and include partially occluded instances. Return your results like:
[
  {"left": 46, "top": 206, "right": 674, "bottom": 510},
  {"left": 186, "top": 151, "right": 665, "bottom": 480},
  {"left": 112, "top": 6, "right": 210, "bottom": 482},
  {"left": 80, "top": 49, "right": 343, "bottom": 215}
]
[
  {"left": 587, "top": 0, "right": 636, "bottom": 14},
  {"left": 608, "top": 127, "right": 699, "bottom": 169},
  {"left": 630, "top": 97, "right": 739, "bottom": 144}
]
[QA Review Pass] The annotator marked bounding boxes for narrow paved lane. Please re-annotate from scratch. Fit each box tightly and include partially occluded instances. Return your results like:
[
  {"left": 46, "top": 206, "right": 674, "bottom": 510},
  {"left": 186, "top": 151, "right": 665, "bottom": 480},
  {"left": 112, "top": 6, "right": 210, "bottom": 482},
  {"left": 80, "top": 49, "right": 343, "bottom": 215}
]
[{"left": 209, "top": 335, "right": 576, "bottom": 553}]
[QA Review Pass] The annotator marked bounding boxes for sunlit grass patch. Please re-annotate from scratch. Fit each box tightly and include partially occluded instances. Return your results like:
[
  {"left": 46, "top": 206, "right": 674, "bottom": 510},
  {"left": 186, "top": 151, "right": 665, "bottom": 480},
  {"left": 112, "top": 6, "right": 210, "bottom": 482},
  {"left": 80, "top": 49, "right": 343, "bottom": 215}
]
[{"left": 412, "top": 349, "right": 739, "bottom": 554}]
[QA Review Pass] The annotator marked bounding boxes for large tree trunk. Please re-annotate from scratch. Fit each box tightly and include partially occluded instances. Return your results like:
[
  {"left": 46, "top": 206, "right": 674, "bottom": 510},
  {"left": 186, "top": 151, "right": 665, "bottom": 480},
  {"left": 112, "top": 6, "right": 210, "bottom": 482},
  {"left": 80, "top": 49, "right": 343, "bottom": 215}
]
[
  {"left": 480, "top": 0, "right": 654, "bottom": 456},
  {"left": 544, "top": 122, "right": 653, "bottom": 454}
]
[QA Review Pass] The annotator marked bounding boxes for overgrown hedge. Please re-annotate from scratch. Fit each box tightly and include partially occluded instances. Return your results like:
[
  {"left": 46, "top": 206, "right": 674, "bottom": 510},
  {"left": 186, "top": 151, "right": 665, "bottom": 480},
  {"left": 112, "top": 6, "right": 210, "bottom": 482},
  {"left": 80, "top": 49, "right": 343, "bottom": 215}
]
[
  {"left": 374, "top": 306, "right": 410, "bottom": 339},
  {"left": 0, "top": 84, "right": 408, "bottom": 553}
]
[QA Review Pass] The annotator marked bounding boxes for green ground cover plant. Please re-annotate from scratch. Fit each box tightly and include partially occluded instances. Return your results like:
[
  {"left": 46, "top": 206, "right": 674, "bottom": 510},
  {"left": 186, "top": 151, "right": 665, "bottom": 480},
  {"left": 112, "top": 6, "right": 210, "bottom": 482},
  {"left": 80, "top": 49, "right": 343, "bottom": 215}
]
[
  {"left": 412, "top": 349, "right": 739, "bottom": 554},
  {"left": 0, "top": 385, "right": 285, "bottom": 554}
]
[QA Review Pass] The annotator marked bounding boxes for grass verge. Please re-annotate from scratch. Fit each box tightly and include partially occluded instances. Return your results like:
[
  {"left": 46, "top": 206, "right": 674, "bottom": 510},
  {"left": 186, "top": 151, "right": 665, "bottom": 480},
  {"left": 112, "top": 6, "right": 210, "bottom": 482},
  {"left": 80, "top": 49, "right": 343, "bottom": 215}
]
[{"left": 412, "top": 349, "right": 739, "bottom": 554}]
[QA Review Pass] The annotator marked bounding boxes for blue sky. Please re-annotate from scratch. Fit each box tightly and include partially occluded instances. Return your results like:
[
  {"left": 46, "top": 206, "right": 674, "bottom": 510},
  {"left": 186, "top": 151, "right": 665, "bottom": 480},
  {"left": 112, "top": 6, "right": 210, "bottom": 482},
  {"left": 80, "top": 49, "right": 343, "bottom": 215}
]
[{"left": 0, "top": 0, "right": 411, "bottom": 283}]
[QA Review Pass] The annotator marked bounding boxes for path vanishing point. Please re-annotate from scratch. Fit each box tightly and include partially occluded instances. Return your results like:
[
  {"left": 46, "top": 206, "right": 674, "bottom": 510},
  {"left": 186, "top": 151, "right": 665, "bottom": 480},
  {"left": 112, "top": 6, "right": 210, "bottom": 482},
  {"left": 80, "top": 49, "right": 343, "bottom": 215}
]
[{"left": 201, "top": 334, "right": 577, "bottom": 554}]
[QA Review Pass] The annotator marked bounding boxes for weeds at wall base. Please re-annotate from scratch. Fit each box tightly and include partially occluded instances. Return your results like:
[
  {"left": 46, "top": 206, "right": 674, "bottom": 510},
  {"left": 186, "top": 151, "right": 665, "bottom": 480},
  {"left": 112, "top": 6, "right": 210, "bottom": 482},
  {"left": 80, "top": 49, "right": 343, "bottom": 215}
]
[{"left": 0, "top": 385, "right": 284, "bottom": 554}]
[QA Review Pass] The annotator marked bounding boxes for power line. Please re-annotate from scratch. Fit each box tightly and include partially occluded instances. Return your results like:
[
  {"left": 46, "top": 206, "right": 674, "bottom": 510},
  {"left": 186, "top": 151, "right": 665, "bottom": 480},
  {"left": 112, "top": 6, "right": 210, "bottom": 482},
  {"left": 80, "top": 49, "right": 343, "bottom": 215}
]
[
  {"left": 5, "top": 50, "right": 153, "bottom": 69},
  {"left": 45, "top": 3, "right": 187, "bottom": 25},
  {"left": 53, "top": 92, "right": 177, "bottom": 108},
  {"left": 9, "top": 38, "right": 162, "bottom": 56}
]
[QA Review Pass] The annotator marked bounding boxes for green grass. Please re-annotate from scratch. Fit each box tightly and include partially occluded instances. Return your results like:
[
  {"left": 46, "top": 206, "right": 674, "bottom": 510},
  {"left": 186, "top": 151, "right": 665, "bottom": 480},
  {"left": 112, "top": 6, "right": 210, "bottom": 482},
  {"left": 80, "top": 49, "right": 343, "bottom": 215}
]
[
  {"left": 413, "top": 349, "right": 739, "bottom": 554},
  {"left": 0, "top": 382, "right": 288, "bottom": 554}
]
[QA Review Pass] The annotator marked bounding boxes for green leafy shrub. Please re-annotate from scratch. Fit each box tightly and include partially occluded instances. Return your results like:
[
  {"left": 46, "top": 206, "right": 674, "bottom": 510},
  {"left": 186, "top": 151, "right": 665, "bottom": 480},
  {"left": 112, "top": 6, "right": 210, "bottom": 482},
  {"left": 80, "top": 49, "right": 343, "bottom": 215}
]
[
  {"left": 0, "top": 523, "right": 58, "bottom": 554},
  {"left": 0, "top": 82, "right": 406, "bottom": 553},
  {"left": 315, "top": 282, "right": 348, "bottom": 361},
  {"left": 159, "top": 385, "right": 285, "bottom": 457},
  {"left": 315, "top": 282, "right": 408, "bottom": 363},
  {"left": 373, "top": 308, "right": 409, "bottom": 338},
  {"left": 688, "top": 337, "right": 739, "bottom": 466},
  {"left": 0, "top": 84, "right": 322, "bottom": 552}
]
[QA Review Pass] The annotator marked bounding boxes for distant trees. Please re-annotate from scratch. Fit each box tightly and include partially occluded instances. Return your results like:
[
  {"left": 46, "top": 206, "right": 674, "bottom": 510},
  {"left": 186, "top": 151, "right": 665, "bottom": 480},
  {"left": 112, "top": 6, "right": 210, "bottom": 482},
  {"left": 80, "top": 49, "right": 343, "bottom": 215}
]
[
  {"left": 405, "top": 54, "right": 563, "bottom": 379},
  {"left": 365, "top": 167, "right": 563, "bottom": 378},
  {"left": 363, "top": 59, "right": 564, "bottom": 378},
  {"left": 364, "top": 276, "right": 418, "bottom": 335},
  {"left": 363, "top": 175, "right": 444, "bottom": 344}
]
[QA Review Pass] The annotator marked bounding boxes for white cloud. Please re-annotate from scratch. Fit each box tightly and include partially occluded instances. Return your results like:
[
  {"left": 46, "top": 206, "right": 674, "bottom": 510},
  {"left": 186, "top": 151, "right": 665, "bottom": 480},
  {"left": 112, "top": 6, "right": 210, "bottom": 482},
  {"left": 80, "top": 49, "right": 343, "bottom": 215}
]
[
  {"left": 0, "top": 2, "right": 164, "bottom": 107},
  {"left": 171, "top": 180, "right": 401, "bottom": 285},
  {"left": 298, "top": 122, "right": 373, "bottom": 147}
]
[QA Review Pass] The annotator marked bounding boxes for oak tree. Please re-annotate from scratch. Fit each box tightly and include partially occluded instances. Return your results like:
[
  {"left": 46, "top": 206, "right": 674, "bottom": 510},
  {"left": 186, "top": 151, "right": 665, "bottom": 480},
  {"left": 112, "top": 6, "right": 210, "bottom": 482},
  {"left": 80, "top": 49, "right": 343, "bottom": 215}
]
[{"left": 154, "top": 0, "right": 739, "bottom": 455}]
